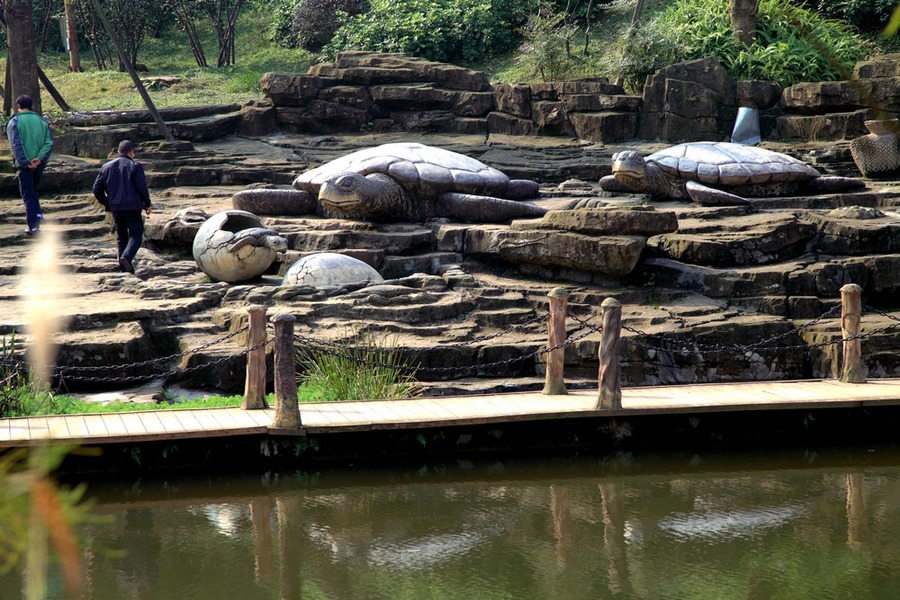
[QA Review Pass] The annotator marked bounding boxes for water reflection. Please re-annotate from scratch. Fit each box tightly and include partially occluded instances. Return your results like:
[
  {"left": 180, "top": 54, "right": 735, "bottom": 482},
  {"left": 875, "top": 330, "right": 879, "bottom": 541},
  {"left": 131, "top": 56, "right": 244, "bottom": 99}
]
[{"left": 4, "top": 447, "right": 900, "bottom": 599}]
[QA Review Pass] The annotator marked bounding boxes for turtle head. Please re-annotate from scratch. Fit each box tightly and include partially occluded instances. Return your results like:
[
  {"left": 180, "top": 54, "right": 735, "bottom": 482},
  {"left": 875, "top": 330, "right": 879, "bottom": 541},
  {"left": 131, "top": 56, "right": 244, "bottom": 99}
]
[
  {"left": 319, "top": 172, "right": 404, "bottom": 220},
  {"left": 610, "top": 151, "right": 648, "bottom": 192}
]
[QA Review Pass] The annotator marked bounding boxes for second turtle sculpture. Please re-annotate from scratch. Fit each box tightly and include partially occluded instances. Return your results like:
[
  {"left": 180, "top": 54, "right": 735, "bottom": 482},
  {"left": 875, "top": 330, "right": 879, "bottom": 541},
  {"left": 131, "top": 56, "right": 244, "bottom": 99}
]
[
  {"left": 292, "top": 142, "right": 545, "bottom": 222},
  {"left": 599, "top": 142, "right": 866, "bottom": 206}
]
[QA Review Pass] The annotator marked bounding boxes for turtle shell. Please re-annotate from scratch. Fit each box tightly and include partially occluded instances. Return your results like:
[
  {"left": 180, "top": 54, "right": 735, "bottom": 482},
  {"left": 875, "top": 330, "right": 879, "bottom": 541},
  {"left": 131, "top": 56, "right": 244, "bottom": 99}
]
[
  {"left": 648, "top": 142, "right": 821, "bottom": 187},
  {"left": 293, "top": 142, "right": 511, "bottom": 199}
]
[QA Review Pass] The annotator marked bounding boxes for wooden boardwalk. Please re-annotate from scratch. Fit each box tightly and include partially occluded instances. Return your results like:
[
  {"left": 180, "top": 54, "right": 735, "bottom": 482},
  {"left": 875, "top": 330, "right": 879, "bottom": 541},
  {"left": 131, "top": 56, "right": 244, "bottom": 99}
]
[{"left": 3, "top": 378, "right": 900, "bottom": 448}]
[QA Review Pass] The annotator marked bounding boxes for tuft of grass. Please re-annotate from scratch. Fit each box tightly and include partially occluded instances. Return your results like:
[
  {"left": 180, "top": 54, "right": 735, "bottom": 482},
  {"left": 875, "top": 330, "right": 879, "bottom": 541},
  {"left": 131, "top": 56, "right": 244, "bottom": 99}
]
[{"left": 297, "top": 332, "right": 418, "bottom": 402}]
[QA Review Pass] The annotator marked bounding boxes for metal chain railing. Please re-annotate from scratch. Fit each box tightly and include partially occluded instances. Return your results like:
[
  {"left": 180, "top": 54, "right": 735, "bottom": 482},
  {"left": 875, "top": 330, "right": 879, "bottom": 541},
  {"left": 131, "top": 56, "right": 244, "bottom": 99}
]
[
  {"left": 621, "top": 304, "right": 843, "bottom": 356},
  {"left": 0, "top": 326, "right": 255, "bottom": 386},
  {"left": 55, "top": 327, "right": 248, "bottom": 374},
  {"left": 291, "top": 311, "right": 600, "bottom": 376},
  {"left": 4, "top": 290, "right": 896, "bottom": 391},
  {"left": 54, "top": 333, "right": 270, "bottom": 384},
  {"left": 292, "top": 311, "right": 547, "bottom": 356}
]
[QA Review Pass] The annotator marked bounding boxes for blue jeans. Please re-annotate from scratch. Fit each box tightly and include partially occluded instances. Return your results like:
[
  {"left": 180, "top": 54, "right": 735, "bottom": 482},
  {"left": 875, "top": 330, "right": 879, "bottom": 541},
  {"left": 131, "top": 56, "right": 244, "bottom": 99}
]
[
  {"left": 112, "top": 210, "right": 144, "bottom": 262},
  {"left": 17, "top": 164, "right": 45, "bottom": 231}
]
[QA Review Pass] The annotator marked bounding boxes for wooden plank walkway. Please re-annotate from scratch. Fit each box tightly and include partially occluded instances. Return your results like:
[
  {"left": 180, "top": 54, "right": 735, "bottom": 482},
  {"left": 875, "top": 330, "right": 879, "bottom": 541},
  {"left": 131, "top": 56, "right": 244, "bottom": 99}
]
[{"left": 3, "top": 378, "right": 900, "bottom": 448}]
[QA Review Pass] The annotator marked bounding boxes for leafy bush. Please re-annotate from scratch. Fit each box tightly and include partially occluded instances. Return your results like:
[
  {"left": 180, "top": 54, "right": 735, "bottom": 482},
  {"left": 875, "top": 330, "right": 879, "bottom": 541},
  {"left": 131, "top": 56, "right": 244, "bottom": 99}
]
[
  {"left": 272, "top": 0, "right": 360, "bottom": 51},
  {"left": 320, "top": 0, "right": 528, "bottom": 65},
  {"left": 809, "top": 0, "right": 897, "bottom": 34},
  {"left": 297, "top": 333, "right": 418, "bottom": 402},
  {"left": 511, "top": 10, "right": 593, "bottom": 82},
  {"left": 620, "top": 0, "right": 869, "bottom": 90}
]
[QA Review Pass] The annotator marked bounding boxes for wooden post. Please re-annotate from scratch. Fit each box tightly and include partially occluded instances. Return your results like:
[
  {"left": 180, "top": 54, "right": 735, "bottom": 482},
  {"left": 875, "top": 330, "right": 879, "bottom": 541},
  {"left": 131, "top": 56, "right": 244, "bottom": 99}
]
[
  {"left": 63, "top": 0, "right": 82, "bottom": 73},
  {"left": 542, "top": 287, "right": 569, "bottom": 395},
  {"left": 242, "top": 305, "right": 268, "bottom": 410},
  {"left": 840, "top": 283, "right": 865, "bottom": 384},
  {"left": 272, "top": 313, "right": 301, "bottom": 429},
  {"left": 596, "top": 298, "right": 622, "bottom": 409}
]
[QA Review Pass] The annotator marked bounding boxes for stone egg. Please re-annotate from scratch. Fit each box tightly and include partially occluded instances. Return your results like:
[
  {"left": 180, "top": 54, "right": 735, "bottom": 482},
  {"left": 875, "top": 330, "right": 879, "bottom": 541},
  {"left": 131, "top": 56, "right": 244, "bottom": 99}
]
[
  {"left": 282, "top": 253, "right": 384, "bottom": 288},
  {"left": 192, "top": 210, "right": 287, "bottom": 283}
]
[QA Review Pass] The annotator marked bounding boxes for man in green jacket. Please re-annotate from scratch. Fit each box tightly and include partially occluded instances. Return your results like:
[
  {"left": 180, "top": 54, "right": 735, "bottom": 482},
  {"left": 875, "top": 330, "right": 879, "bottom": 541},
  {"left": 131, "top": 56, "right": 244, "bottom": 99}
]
[{"left": 6, "top": 95, "right": 54, "bottom": 236}]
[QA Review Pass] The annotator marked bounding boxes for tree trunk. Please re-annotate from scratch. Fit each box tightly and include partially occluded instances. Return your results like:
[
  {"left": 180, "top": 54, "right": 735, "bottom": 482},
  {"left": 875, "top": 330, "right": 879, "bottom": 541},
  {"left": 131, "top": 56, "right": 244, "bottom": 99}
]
[
  {"left": 729, "top": 0, "right": 759, "bottom": 47},
  {"left": 64, "top": 0, "right": 83, "bottom": 72},
  {"left": 614, "top": 0, "right": 645, "bottom": 87},
  {"left": 4, "top": 0, "right": 42, "bottom": 113}
]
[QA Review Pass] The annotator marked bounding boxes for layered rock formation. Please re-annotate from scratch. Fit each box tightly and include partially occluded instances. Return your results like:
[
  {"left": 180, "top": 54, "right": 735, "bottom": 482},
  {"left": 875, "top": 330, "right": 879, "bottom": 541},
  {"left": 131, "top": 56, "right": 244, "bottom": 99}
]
[
  {"left": 260, "top": 51, "right": 640, "bottom": 143},
  {"left": 778, "top": 54, "right": 900, "bottom": 141}
]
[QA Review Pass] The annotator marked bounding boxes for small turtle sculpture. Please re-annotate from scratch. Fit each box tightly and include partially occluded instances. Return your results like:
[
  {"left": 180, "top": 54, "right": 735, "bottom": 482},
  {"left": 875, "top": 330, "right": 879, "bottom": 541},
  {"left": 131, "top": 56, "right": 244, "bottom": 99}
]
[
  {"left": 600, "top": 142, "right": 866, "bottom": 206},
  {"left": 192, "top": 210, "right": 288, "bottom": 283},
  {"left": 292, "top": 142, "right": 545, "bottom": 222}
]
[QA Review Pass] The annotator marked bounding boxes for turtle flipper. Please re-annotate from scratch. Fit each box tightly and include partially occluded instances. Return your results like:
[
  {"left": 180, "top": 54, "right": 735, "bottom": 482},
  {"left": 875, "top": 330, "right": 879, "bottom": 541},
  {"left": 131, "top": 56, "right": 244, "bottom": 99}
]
[
  {"left": 505, "top": 179, "right": 540, "bottom": 199},
  {"left": 684, "top": 181, "right": 750, "bottom": 206},
  {"left": 437, "top": 192, "right": 547, "bottom": 223},
  {"left": 599, "top": 175, "right": 638, "bottom": 193},
  {"left": 803, "top": 176, "right": 867, "bottom": 193}
]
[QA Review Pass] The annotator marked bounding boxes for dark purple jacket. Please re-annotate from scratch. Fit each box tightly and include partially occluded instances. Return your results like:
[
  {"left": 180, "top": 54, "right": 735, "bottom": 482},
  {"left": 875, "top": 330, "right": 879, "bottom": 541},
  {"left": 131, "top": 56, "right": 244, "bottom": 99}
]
[{"left": 92, "top": 155, "right": 151, "bottom": 212}]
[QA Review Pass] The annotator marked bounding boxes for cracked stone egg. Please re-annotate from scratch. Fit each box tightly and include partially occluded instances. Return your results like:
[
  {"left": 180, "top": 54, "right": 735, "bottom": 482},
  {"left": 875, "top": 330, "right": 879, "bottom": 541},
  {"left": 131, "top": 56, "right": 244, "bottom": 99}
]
[
  {"left": 282, "top": 252, "right": 383, "bottom": 288},
  {"left": 192, "top": 210, "right": 287, "bottom": 283}
]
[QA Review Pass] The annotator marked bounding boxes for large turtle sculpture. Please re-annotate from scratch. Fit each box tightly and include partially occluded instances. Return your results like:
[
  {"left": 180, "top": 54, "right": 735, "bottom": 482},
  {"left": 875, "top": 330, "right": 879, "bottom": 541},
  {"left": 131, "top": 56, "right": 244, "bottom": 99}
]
[
  {"left": 292, "top": 142, "right": 545, "bottom": 222},
  {"left": 599, "top": 142, "right": 866, "bottom": 206}
]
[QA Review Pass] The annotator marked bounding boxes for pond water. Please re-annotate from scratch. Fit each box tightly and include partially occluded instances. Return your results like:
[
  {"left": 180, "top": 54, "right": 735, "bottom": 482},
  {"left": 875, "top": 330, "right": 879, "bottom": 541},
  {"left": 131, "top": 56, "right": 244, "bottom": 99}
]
[{"left": 3, "top": 445, "right": 900, "bottom": 599}]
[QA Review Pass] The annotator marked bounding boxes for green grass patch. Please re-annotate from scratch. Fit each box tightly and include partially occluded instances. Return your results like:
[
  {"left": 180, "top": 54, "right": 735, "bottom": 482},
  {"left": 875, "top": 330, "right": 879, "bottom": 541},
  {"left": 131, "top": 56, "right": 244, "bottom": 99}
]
[
  {"left": 297, "top": 332, "right": 418, "bottom": 402},
  {"left": 26, "top": 7, "right": 313, "bottom": 118},
  {"left": 3, "top": 392, "right": 248, "bottom": 416}
]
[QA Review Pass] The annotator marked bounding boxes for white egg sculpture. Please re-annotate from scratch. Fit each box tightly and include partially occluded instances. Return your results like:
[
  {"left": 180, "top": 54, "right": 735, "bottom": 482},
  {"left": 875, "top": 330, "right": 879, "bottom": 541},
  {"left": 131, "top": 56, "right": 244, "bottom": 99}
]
[
  {"left": 192, "top": 210, "right": 287, "bottom": 283},
  {"left": 282, "top": 252, "right": 384, "bottom": 288}
]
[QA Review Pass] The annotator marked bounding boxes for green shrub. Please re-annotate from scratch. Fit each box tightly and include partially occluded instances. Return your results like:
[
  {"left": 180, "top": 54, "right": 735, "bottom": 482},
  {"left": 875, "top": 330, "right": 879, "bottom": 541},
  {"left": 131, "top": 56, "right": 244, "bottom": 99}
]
[
  {"left": 297, "top": 333, "right": 418, "bottom": 402},
  {"left": 808, "top": 0, "right": 897, "bottom": 34},
  {"left": 620, "top": 0, "right": 869, "bottom": 90},
  {"left": 321, "top": 0, "right": 527, "bottom": 65},
  {"left": 511, "top": 10, "right": 593, "bottom": 82}
]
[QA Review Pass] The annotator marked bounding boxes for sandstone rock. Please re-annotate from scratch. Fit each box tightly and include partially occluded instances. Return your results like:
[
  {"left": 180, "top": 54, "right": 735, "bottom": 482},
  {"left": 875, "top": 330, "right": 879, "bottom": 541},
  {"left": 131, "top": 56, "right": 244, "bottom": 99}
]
[
  {"left": 568, "top": 112, "right": 637, "bottom": 143},
  {"left": 524, "top": 207, "right": 678, "bottom": 236},
  {"left": 261, "top": 73, "right": 327, "bottom": 106},
  {"left": 781, "top": 78, "right": 900, "bottom": 114},
  {"left": 465, "top": 227, "right": 645, "bottom": 275},
  {"left": 654, "top": 212, "right": 817, "bottom": 267},
  {"left": 232, "top": 187, "right": 317, "bottom": 216},
  {"left": 641, "top": 57, "right": 737, "bottom": 142},
  {"left": 487, "top": 112, "right": 534, "bottom": 135},
  {"left": 853, "top": 54, "right": 900, "bottom": 79},
  {"left": 493, "top": 84, "right": 532, "bottom": 118},
  {"left": 239, "top": 101, "right": 278, "bottom": 136},
  {"left": 776, "top": 109, "right": 873, "bottom": 141},
  {"left": 370, "top": 83, "right": 460, "bottom": 110},
  {"left": 531, "top": 101, "right": 573, "bottom": 135},
  {"left": 147, "top": 207, "right": 210, "bottom": 248},
  {"left": 735, "top": 80, "right": 782, "bottom": 110},
  {"left": 318, "top": 85, "right": 373, "bottom": 111},
  {"left": 808, "top": 210, "right": 900, "bottom": 255},
  {"left": 562, "top": 94, "right": 641, "bottom": 113},
  {"left": 381, "top": 252, "right": 464, "bottom": 279}
]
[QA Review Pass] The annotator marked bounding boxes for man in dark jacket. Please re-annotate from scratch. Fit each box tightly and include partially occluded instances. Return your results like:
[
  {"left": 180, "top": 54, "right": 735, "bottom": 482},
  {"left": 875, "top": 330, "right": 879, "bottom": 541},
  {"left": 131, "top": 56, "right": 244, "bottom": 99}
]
[
  {"left": 93, "top": 140, "right": 153, "bottom": 273},
  {"left": 6, "top": 95, "right": 54, "bottom": 236}
]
